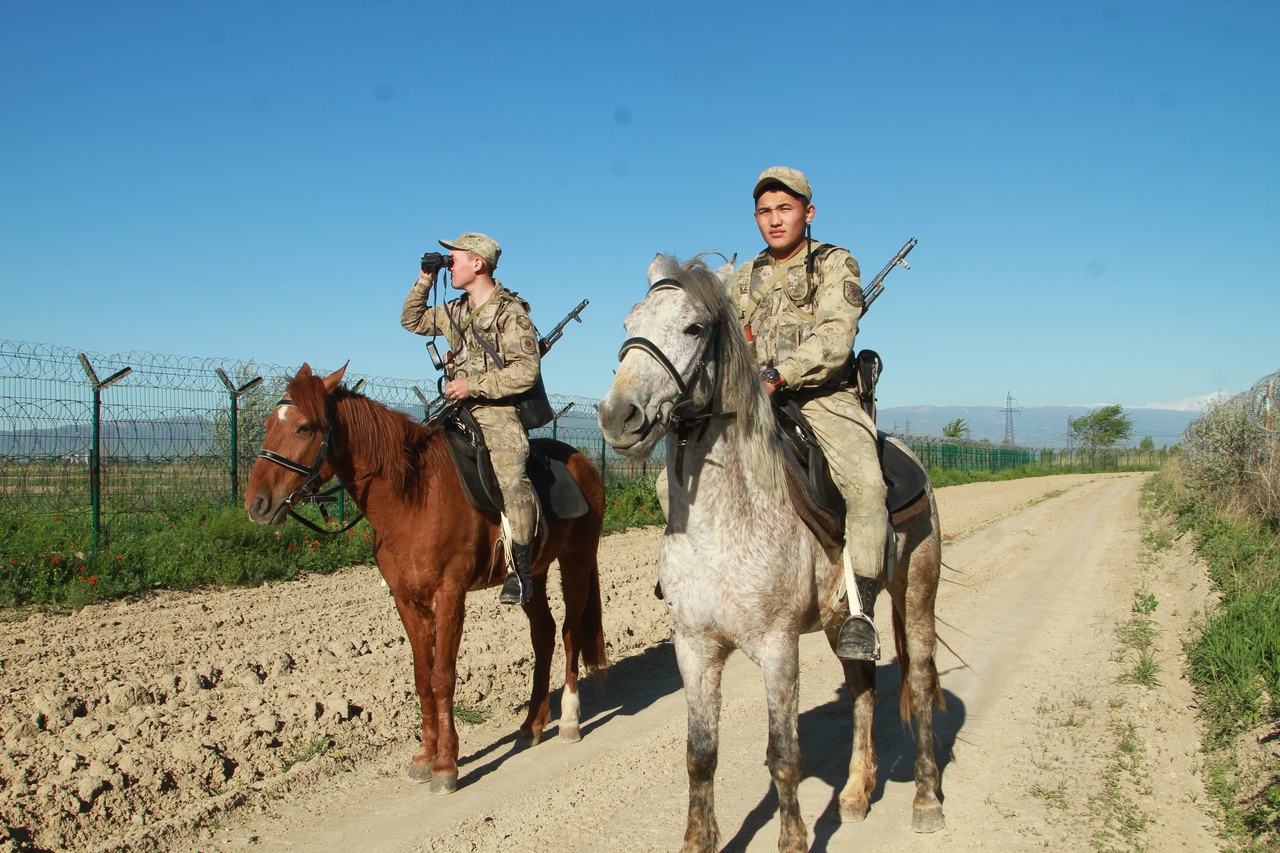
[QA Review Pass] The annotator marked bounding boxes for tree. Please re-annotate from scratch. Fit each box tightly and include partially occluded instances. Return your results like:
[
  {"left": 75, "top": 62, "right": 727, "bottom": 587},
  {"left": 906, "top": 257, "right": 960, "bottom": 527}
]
[
  {"left": 1067, "top": 404, "right": 1134, "bottom": 450},
  {"left": 942, "top": 418, "right": 969, "bottom": 439},
  {"left": 1138, "top": 436, "right": 1155, "bottom": 452}
]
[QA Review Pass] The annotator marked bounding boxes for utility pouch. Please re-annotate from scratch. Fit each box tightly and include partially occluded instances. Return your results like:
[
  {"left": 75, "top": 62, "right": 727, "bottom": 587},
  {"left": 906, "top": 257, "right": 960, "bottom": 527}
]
[
  {"left": 515, "top": 373, "right": 554, "bottom": 430},
  {"left": 854, "top": 349, "right": 882, "bottom": 423}
]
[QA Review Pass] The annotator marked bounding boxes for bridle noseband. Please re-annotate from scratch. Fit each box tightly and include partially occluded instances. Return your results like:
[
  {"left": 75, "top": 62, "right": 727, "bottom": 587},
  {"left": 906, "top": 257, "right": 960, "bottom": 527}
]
[
  {"left": 616, "top": 277, "right": 737, "bottom": 483},
  {"left": 256, "top": 397, "right": 368, "bottom": 535}
]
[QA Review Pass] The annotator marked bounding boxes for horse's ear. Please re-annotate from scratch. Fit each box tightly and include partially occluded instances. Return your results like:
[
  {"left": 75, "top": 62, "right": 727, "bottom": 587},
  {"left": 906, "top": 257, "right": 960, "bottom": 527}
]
[
  {"left": 323, "top": 362, "right": 349, "bottom": 393},
  {"left": 647, "top": 254, "right": 667, "bottom": 285},
  {"left": 713, "top": 260, "right": 736, "bottom": 288},
  {"left": 297, "top": 363, "right": 313, "bottom": 380}
]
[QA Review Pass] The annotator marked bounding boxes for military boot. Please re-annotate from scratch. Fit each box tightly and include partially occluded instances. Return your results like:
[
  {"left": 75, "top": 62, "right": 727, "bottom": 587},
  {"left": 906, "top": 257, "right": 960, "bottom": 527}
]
[
  {"left": 499, "top": 541, "right": 535, "bottom": 606},
  {"left": 836, "top": 575, "right": 882, "bottom": 661}
]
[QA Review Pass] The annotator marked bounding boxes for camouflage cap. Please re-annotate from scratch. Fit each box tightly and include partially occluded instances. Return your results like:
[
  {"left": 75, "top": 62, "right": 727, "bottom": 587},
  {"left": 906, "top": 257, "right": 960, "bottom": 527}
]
[
  {"left": 438, "top": 232, "right": 501, "bottom": 270},
  {"left": 752, "top": 166, "right": 812, "bottom": 202}
]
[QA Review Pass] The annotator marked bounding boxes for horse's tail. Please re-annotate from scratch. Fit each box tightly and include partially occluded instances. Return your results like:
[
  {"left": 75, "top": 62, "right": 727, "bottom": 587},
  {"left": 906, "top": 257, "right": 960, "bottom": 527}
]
[{"left": 579, "top": 548, "right": 607, "bottom": 676}]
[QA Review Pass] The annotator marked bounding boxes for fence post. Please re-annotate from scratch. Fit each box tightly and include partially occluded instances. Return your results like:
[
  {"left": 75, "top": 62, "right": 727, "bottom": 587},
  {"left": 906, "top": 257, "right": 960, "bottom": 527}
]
[
  {"left": 216, "top": 369, "right": 263, "bottom": 507},
  {"left": 599, "top": 434, "right": 607, "bottom": 476},
  {"left": 78, "top": 354, "right": 131, "bottom": 556}
]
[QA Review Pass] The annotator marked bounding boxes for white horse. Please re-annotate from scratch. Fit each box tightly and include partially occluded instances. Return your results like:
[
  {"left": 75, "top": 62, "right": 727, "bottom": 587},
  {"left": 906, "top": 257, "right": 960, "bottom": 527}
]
[{"left": 598, "top": 255, "right": 945, "bottom": 852}]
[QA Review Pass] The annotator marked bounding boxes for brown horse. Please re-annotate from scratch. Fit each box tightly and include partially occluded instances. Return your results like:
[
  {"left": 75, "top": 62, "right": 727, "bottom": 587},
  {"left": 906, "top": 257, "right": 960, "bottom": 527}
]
[{"left": 244, "top": 363, "right": 607, "bottom": 794}]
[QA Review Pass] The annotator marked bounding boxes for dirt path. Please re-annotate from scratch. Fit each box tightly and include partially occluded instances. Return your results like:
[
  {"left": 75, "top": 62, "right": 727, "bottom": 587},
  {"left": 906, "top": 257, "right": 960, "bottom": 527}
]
[{"left": 0, "top": 474, "right": 1223, "bottom": 852}]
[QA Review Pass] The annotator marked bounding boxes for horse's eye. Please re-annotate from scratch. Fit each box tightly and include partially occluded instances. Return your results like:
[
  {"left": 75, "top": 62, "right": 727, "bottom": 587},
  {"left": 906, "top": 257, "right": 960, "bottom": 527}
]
[
  {"left": 295, "top": 424, "right": 312, "bottom": 435},
  {"left": 684, "top": 324, "right": 704, "bottom": 337}
]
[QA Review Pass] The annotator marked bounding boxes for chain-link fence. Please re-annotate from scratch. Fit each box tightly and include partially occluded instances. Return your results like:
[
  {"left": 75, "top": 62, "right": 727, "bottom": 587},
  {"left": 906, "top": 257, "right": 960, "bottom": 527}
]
[{"left": 3, "top": 339, "right": 1171, "bottom": 550}]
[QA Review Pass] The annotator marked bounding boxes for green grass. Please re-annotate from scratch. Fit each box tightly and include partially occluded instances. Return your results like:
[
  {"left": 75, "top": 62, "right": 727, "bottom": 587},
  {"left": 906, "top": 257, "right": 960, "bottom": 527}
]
[
  {"left": 0, "top": 499, "right": 374, "bottom": 608},
  {"left": 1147, "top": 470, "right": 1280, "bottom": 850},
  {"left": 602, "top": 473, "right": 664, "bottom": 533}
]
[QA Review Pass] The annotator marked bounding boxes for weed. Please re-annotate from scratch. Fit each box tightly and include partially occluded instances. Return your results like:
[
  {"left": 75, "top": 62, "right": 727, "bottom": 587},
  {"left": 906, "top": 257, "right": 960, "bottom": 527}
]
[
  {"left": 281, "top": 735, "right": 334, "bottom": 772},
  {"left": 452, "top": 701, "right": 486, "bottom": 725},
  {"left": 1030, "top": 780, "right": 1069, "bottom": 810},
  {"left": 1132, "top": 591, "right": 1158, "bottom": 615}
]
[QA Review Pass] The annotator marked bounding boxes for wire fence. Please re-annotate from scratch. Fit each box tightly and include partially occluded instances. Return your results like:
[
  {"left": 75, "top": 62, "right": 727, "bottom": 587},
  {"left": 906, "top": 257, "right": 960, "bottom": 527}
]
[
  {"left": 2, "top": 339, "right": 1168, "bottom": 547},
  {"left": 1180, "top": 367, "right": 1279, "bottom": 472}
]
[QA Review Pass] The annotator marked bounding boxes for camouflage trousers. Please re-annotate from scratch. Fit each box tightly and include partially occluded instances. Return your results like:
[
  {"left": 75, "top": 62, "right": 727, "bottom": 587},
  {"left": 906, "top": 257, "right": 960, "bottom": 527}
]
[
  {"left": 799, "top": 389, "right": 888, "bottom": 581},
  {"left": 470, "top": 404, "right": 536, "bottom": 544}
]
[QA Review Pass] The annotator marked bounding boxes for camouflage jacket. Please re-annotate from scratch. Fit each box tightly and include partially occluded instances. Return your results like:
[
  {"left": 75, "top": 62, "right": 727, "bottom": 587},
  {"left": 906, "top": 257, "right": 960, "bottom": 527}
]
[
  {"left": 400, "top": 282, "right": 541, "bottom": 401},
  {"left": 733, "top": 242, "right": 863, "bottom": 392}
]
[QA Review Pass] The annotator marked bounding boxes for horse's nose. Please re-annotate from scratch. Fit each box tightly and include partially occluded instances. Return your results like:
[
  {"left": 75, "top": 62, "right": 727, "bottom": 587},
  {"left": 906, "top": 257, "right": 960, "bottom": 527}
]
[
  {"left": 246, "top": 493, "right": 273, "bottom": 524},
  {"left": 598, "top": 396, "right": 647, "bottom": 444}
]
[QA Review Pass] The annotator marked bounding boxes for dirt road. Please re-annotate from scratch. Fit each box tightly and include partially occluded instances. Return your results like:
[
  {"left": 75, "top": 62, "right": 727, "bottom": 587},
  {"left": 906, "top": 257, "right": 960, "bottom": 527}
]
[{"left": 0, "top": 473, "right": 1223, "bottom": 852}]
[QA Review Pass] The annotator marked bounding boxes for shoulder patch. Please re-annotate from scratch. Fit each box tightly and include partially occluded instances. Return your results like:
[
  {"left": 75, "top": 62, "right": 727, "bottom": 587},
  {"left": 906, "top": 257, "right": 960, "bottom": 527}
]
[
  {"left": 521, "top": 336, "right": 537, "bottom": 355},
  {"left": 845, "top": 257, "right": 860, "bottom": 278},
  {"left": 516, "top": 315, "right": 533, "bottom": 330},
  {"left": 844, "top": 280, "right": 864, "bottom": 308}
]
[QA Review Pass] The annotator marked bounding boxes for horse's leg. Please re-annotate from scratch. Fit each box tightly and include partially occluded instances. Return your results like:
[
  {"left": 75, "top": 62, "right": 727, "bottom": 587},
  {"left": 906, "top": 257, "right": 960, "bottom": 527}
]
[
  {"left": 557, "top": 552, "right": 585, "bottom": 743},
  {"left": 760, "top": 636, "right": 807, "bottom": 853},
  {"left": 518, "top": 572, "right": 555, "bottom": 748},
  {"left": 674, "top": 629, "right": 729, "bottom": 853},
  {"left": 825, "top": 623, "right": 877, "bottom": 822},
  {"left": 426, "top": 583, "right": 468, "bottom": 794},
  {"left": 901, "top": 539, "right": 945, "bottom": 832},
  {"left": 393, "top": 596, "right": 438, "bottom": 783},
  {"left": 556, "top": 522, "right": 607, "bottom": 744}
]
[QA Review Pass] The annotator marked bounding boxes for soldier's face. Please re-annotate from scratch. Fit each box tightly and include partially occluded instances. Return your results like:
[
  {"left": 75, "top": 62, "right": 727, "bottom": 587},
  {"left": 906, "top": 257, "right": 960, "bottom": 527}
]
[
  {"left": 449, "top": 250, "right": 479, "bottom": 289},
  {"left": 754, "top": 189, "right": 815, "bottom": 258}
]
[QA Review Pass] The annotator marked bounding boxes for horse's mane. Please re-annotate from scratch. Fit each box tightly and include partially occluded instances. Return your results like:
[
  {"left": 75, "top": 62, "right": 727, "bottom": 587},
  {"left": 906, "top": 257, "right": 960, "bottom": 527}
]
[
  {"left": 651, "top": 256, "right": 790, "bottom": 501},
  {"left": 285, "top": 371, "right": 449, "bottom": 504}
]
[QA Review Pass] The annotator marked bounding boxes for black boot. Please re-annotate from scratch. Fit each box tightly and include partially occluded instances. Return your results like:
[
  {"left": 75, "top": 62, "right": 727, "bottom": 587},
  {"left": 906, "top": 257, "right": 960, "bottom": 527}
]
[
  {"left": 499, "top": 541, "right": 534, "bottom": 605},
  {"left": 835, "top": 575, "right": 882, "bottom": 661}
]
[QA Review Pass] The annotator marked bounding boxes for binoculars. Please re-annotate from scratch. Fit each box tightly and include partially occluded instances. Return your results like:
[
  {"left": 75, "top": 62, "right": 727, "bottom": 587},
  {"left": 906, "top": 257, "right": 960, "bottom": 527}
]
[{"left": 420, "top": 252, "right": 454, "bottom": 275}]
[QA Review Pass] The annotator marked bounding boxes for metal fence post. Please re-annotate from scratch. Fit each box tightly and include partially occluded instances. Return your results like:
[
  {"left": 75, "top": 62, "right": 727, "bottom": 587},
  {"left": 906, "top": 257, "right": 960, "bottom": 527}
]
[
  {"left": 78, "top": 354, "right": 131, "bottom": 555},
  {"left": 216, "top": 369, "right": 263, "bottom": 507}
]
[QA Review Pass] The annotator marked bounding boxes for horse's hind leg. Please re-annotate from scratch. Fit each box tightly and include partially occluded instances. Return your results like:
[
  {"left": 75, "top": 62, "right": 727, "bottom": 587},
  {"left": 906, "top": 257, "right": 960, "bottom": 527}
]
[
  {"left": 674, "top": 629, "right": 729, "bottom": 853},
  {"left": 761, "top": 637, "right": 807, "bottom": 853},
  {"left": 901, "top": 539, "right": 945, "bottom": 832},
  {"left": 518, "top": 572, "right": 556, "bottom": 748}
]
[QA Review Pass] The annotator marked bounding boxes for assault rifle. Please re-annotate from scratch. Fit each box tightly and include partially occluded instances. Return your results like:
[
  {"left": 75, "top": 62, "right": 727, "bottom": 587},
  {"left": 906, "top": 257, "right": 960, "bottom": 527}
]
[
  {"left": 539, "top": 299, "right": 589, "bottom": 356},
  {"left": 860, "top": 237, "right": 917, "bottom": 310}
]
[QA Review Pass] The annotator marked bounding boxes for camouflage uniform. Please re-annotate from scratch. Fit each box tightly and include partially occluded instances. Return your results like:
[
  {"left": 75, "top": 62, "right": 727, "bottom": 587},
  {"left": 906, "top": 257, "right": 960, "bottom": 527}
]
[
  {"left": 401, "top": 282, "right": 541, "bottom": 543},
  {"left": 733, "top": 244, "right": 888, "bottom": 582}
]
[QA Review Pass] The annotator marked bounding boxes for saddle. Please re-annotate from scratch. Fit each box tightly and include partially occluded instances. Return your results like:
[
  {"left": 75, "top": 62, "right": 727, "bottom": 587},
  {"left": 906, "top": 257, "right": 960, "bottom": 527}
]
[
  {"left": 773, "top": 352, "right": 930, "bottom": 549},
  {"left": 440, "top": 406, "right": 590, "bottom": 521}
]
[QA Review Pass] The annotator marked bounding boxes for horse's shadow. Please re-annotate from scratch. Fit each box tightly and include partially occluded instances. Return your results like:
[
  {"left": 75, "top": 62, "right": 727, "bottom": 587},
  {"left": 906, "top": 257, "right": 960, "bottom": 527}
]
[
  {"left": 721, "top": 659, "right": 967, "bottom": 853},
  {"left": 455, "top": 639, "right": 682, "bottom": 786}
]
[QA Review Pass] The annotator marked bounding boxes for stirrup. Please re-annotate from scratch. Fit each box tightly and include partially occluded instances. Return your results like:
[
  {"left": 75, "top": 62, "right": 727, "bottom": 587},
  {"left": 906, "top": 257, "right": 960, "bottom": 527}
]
[
  {"left": 499, "top": 571, "right": 531, "bottom": 605},
  {"left": 835, "top": 614, "right": 881, "bottom": 661}
]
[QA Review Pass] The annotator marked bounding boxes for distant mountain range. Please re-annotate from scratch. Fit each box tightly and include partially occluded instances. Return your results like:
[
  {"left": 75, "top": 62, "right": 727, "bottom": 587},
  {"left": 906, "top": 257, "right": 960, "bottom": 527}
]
[{"left": 877, "top": 405, "right": 1201, "bottom": 449}]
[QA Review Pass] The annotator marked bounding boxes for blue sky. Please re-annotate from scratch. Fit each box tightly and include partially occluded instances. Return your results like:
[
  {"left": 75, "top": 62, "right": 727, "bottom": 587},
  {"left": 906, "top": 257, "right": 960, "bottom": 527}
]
[{"left": 2, "top": 1, "right": 1276, "bottom": 409}]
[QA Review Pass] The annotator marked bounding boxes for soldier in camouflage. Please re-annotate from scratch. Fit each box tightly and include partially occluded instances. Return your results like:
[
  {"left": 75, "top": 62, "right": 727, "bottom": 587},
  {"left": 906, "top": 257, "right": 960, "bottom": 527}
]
[
  {"left": 735, "top": 167, "right": 889, "bottom": 660},
  {"left": 401, "top": 232, "right": 542, "bottom": 606}
]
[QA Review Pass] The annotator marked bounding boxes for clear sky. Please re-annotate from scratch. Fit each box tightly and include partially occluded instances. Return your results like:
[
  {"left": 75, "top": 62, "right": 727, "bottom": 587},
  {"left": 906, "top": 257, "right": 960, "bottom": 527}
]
[{"left": 2, "top": 1, "right": 1276, "bottom": 410}]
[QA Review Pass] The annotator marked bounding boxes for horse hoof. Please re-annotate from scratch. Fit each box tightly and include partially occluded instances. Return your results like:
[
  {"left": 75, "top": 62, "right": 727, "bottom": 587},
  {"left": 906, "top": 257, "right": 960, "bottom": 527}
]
[
  {"left": 407, "top": 761, "right": 430, "bottom": 782},
  {"left": 515, "top": 729, "right": 543, "bottom": 750},
  {"left": 838, "top": 798, "right": 869, "bottom": 823},
  {"left": 558, "top": 724, "right": 582, "bottom": 743},
  {"left": 912, "top": 803, "right": 945, "bottom": 833},
  {"left": 429, "top": 771, "right": 458, "bottom": 795}
]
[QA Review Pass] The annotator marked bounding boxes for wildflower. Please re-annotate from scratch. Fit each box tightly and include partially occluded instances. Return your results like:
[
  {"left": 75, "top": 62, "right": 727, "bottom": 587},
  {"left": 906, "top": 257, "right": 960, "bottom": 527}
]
[
  {"left": 115, "top": 555, "right": 123, "bottom": 561},
  {"left": 87, "top": 576, "right": 97, "bottom": 584},
  {"left": 52, "top": 557, "right": 59, "bottom": 565}
]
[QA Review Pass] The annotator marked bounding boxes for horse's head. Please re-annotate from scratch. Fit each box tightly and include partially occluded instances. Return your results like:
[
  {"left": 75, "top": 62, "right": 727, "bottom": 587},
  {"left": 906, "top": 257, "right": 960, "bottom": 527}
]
[
  {"left": 599, "top": 254, "right": 757, "bottom": 460},
  {"left": 244, "top": 362, "right": 347, "bottom": 525}
]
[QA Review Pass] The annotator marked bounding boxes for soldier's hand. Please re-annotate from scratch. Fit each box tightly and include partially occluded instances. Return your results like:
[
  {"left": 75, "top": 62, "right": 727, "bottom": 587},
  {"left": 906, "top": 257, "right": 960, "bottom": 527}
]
[
  {"left": 444, "top": 377, "right": 471, "bottom": 401},
  {"left": 416, "top": 270, "right": 437, "bottom": 288}
]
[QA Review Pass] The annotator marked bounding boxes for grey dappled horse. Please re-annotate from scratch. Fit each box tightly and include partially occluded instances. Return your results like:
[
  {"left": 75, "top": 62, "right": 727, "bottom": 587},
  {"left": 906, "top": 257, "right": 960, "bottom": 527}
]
[{"left": 598, "top": 256, "right": 945, "bottom": 853}]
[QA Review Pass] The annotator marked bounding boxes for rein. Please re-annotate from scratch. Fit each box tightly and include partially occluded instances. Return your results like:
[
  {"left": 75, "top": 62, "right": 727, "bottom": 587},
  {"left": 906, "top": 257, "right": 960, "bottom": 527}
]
[
  {"left": 616, "top": 277, "right": 737, "bottom": 483},
  {"left": 256, "top": 397, "right": 371, "bottom": 536}
]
